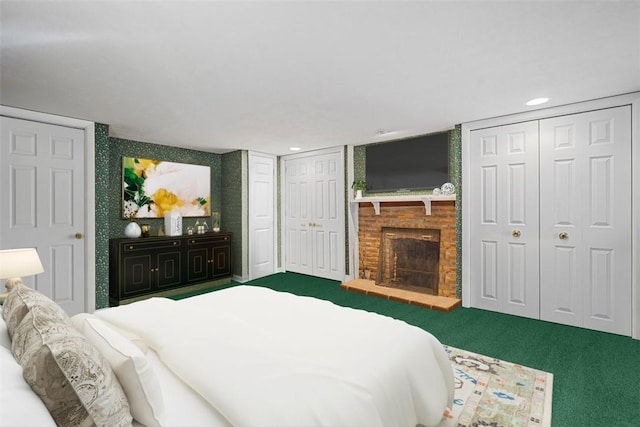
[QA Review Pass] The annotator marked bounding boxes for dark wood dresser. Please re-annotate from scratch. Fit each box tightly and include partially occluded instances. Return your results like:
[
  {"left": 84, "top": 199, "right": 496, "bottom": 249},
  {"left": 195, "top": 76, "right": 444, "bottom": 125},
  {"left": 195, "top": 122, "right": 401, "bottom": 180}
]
[{"left": 109, "top": 232, "right": 232, "bottom": 305}]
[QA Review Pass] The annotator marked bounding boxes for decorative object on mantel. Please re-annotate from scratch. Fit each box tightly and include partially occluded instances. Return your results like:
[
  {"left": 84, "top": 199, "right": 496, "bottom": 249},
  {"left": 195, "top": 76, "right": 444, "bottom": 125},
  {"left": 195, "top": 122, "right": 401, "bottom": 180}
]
[
  {"left": 352, "top": 180, "right": 367, "bottom": 199},
  {"left": 440, "top": 182, "right": 455, "bottom": 195},
  {"left": 0, "top": 248, "right": 45, "bottom": 304},
  {"left": 432, "top": 187, "right": 441, "bottom": 195},
  {"left": 124, "top": 220, "right": 142, "bottom": 238}
]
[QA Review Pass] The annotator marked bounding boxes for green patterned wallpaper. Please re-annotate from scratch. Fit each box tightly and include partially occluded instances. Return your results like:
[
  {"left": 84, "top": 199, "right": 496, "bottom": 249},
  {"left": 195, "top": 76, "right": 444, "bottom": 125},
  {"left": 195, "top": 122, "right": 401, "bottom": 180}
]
[
  {"left": 221, "top": 150, "right": 247, "bottom": 279},
  {"left": 94, "top": 128, "right": 226, "bottom": 308},
  {"left": 94, "top": 123, "right": 111, "bottom": 309},
  {"left": 352, "top": 129, "right": 463, "bottom": 298}
]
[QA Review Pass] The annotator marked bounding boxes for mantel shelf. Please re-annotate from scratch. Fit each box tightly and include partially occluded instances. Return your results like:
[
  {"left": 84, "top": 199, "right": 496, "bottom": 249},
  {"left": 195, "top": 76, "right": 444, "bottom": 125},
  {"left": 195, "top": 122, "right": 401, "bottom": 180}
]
[{"left": 351, "top": 194, "right": 456, "bottom": 215}]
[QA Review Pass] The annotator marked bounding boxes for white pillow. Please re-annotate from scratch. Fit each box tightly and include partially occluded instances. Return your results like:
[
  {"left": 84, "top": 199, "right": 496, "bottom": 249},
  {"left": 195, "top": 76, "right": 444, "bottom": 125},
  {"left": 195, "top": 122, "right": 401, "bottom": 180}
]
[
  {"left": 71, "top": 313, "right": 149, "bottom": 354},
  {"left": 0, "top": 346, "right": 56, "bottom": 426},
  {"left": 81, "top": 317, "right": 165, "bottom": 427}
]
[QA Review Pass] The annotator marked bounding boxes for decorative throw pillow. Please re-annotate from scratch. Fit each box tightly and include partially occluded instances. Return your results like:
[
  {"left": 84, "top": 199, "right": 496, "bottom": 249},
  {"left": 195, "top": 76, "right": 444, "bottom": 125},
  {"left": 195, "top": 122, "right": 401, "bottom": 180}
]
[
  {"left": 0, "top": 346, "right": 56, "bottom": 426},
  {"left": 2, "top": 284, "right": 70, "bottom": 339},
  {"left": 11, "top": 305, "right": 74, "bottom": 365},
  {"left": 21, "top": 333, "right": 133, "bottom": 427},
  {"left": 9, "top": 290, "right": 133, "bottom": 427},
  {"left": 81, "top": 317, "right": 165, "bottom": 427}
]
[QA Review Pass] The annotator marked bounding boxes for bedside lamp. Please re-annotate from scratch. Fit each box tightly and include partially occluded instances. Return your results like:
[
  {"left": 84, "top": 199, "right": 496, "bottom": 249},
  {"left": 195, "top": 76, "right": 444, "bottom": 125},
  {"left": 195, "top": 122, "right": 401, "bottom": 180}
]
[{"left": 0, "top": 248, "right": 44, "bottom": 304}]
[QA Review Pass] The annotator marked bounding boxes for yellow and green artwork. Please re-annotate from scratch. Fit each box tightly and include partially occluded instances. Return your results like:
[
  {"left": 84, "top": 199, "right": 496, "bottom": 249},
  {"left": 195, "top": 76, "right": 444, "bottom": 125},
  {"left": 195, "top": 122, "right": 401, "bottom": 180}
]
[{"left": 122, "top": 157, "right": 210, "bottom": 218}]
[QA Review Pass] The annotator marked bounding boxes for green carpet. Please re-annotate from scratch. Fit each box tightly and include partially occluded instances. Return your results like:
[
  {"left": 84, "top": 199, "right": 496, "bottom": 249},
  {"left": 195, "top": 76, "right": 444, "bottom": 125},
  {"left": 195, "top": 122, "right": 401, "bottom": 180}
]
[{"left": 171, "top": 272, "right": 640, "bottom": 426}]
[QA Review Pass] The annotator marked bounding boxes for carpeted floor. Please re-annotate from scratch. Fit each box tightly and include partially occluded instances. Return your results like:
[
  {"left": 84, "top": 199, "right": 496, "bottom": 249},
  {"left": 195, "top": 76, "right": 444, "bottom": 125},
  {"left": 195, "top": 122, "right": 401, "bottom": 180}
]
[{"left": 172, "top": 272, "right": 640, "bottom": 426}]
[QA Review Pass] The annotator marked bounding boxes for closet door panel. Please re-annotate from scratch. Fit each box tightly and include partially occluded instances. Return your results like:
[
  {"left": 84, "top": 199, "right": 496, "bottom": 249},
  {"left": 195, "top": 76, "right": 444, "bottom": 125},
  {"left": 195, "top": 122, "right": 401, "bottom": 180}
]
[
  {"left": 480, "top": 240, "right": 499, "bottom": 302},
  {"left": 540, "top": 106, "right": 631, "bottom": 335},
  {"left": 470, "top": 122, "right": 539, "bottom": 318}
]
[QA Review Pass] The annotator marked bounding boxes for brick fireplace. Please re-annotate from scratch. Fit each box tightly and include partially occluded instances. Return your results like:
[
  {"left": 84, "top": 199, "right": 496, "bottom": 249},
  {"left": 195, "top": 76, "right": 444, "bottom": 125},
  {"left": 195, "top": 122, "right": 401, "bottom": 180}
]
[{"left": 356, "top": 200, "right": 456, "bottom": 298}]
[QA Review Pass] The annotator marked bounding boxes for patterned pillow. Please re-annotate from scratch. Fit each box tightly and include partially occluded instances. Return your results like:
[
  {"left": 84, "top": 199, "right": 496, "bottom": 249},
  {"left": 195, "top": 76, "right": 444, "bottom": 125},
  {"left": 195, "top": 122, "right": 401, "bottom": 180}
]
[
  {"left": 11, "top": 305, "right": 73, "bottom": 365},
  {"left": 20, "top": 333, "right": 133, "bottom": 427},
  {"left": 9, "top": 288, "right": 133, "bottom": 427},
  {"left": 2, "top": 284, "right": 69, "bottom": 339}
]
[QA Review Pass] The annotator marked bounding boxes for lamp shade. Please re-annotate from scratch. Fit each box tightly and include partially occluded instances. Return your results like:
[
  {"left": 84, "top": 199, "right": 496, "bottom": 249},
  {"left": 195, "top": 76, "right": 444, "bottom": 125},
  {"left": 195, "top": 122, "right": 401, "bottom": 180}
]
[{"left": 0, "top": 248, "right": 44, "bottom": 279}]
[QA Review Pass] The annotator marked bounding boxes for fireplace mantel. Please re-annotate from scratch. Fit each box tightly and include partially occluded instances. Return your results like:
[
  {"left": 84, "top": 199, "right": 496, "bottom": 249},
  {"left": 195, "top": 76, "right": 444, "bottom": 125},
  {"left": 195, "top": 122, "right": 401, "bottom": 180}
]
[{"left": 351, "top": 194, "right": 456, "bottom": 215}]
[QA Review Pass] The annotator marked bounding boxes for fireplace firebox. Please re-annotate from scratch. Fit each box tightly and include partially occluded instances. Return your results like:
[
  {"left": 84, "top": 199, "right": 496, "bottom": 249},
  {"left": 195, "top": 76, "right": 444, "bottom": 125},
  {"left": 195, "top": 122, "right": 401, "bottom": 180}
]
[{"left": 376, "top": 227, "right": 440, "bottom": 295}]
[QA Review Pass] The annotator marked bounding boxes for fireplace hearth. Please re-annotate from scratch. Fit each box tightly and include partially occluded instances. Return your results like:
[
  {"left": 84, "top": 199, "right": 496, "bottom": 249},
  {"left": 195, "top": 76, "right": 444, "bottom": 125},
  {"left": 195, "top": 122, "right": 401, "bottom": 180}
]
[{"left": 376, "top": 227, "right": 440, "bottom": 295}]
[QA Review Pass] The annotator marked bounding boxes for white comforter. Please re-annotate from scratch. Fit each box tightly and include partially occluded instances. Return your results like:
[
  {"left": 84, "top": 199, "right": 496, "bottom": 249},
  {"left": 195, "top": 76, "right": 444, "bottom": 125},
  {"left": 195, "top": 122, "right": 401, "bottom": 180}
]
[{"left": 95, "top": 286, "right": 454, "bottom": 427}]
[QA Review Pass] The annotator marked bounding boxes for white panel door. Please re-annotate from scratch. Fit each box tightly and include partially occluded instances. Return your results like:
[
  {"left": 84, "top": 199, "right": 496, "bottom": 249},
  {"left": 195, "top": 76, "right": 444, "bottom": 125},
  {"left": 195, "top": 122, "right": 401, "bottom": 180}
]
[
  {"left": 284, "top": 149, "right": 344, "bottom": 281},
  {"left": 469, "top": 121, "right": 540, "bottom": 319},
  {"left": 0, "top": 117, "right": 85, "bottom": 315},
  {"left": 249, "top": 152, "right": 276, "bottom": 280},
  {"left": 310, "top": 153, "right": 343, "bottom": 280},
  {"left": 285, "top": 157, "right": 314, "bottom": 276},
  {"left": 539, "top": 106, "right": 632, "bottom": 335}
]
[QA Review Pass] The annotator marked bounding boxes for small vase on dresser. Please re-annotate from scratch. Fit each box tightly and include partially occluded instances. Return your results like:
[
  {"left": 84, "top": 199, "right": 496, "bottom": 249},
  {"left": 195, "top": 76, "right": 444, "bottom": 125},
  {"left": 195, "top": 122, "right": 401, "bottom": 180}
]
[{"left": 124, "top": 221, "right": 142, "bottom": 238}]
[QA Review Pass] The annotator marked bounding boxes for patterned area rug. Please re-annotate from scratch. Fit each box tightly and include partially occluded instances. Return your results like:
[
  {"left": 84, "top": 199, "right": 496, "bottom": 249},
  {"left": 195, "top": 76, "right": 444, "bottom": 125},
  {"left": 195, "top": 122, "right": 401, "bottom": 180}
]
[{"left": 438, "top": 346, "right": 553, "bottom": 427}]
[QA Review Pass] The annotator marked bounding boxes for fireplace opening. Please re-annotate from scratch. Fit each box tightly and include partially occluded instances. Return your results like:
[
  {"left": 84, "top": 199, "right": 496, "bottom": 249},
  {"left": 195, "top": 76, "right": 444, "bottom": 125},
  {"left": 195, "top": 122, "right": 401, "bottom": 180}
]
[{"left": 376, "top": 227, "right": 440, "bottom": 295}]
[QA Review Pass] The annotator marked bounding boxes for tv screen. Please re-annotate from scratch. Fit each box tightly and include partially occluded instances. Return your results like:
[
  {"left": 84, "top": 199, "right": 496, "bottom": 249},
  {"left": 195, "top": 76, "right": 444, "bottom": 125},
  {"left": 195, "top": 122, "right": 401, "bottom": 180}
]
[{"left": 365, "top": 132, "right": 450, "bottom": 193}]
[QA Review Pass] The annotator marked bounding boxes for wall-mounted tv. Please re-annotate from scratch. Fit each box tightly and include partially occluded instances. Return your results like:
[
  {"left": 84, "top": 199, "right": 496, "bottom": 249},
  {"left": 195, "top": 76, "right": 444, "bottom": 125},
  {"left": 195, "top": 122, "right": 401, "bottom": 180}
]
[{"left": 365, "top": 131, "right": 450, "bottom": 193}]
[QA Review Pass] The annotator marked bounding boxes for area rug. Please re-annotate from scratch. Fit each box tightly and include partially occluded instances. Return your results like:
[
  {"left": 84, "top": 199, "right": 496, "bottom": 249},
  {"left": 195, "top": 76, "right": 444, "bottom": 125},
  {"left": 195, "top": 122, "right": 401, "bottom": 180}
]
[{"left": 437, "top": 345, "right": 553, "bottom": 427}]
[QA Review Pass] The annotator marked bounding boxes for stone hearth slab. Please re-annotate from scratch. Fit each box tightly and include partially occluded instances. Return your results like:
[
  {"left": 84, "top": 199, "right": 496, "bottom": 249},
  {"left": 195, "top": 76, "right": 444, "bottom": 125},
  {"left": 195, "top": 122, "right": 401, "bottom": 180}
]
[{"left": 341, "top": 279, "right": 461, "bottom": 312}]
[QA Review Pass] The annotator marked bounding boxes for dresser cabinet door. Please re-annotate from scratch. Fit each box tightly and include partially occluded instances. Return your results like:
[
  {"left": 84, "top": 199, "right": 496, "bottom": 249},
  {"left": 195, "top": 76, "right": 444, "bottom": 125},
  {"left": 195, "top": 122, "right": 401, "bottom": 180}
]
[
  {"left": 156, "top": 248, "right": 183, "bottom": 289},
  {"left": 186, "top": 234, "right": 233, "bottom": 283},
  {"left": 213, "top": 244, "right": 231, "bottom": 277},
  {"left": 122, "top": 253, "right": 154, "bottom": 297}
]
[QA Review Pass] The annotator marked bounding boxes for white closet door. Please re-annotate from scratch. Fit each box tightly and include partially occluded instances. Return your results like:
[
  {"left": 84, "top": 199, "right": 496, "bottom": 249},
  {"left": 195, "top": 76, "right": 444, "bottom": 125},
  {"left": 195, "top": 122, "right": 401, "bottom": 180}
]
[
  {"left": 539, "top": 106, "right": 632, "bottom": 335},
  {"left": 469, "top": 121, "right": 540, "bottom": 318},
  {"left": 0, "top": 116, "right": 85, "bottom": 315},
  {"left": 284, "top": 149, "right": 344, "bottom": 281},
  {"left": 249, "top": 152, "right": 276, "bottom": 280},
  {"left": 284, "top": 157, "right": 314, "bottom": 276},
  {"left": 309, "top": 153, "right": 343, "bottom": 280}
]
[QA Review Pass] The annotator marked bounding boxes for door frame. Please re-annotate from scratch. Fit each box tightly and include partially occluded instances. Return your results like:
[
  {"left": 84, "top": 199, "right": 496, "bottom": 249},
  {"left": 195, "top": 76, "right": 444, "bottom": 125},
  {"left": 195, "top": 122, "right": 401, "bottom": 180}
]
[
  {"left": 461, "top": 92, "right": 640, "bottom": 339},
  {"left": 0, "top": 105, "right": 96, "bottom": 313},
  {"left": 280, "top": 146, "right": 346, "bottom": 281}
]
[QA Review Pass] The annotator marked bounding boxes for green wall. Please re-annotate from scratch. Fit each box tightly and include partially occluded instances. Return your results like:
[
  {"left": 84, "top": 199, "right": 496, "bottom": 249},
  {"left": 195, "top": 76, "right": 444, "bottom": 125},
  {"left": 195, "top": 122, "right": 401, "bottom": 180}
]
[
  {"left": 94, "top": 125, "right": 232, "bottom": 308},
  {"left": 221, "top": 150, "right": 248, "bottom": 279}
]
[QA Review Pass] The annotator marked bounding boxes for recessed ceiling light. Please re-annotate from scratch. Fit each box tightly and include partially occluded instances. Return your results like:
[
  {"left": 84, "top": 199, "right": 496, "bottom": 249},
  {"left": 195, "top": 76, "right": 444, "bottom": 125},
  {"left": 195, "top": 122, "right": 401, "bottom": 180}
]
[
  {"left": 526, "top": 97, "right": 549, "bottom": 106},
  {"left": 289, "top": 147, "right": 301, "bottom": 151}
]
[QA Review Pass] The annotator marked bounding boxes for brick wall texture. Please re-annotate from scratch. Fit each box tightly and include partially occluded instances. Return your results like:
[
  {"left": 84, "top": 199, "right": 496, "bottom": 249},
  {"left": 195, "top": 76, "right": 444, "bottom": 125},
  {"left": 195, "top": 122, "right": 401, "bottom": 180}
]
[{"left": 357, "top": 201, "right": 456, "bottom": 297}]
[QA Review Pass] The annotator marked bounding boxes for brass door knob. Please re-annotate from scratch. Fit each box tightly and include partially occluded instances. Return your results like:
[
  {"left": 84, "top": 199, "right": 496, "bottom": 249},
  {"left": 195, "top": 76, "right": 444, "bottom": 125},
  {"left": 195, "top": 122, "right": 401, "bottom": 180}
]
[
  {"left": 75, "top": 232, "right": 83, "bottom": 239},
  {"left": 512, "top": 229, "right": 521, "bottom": 238},
  {"left": 559, "top": 232, "right": 569, "bottom": 240}
]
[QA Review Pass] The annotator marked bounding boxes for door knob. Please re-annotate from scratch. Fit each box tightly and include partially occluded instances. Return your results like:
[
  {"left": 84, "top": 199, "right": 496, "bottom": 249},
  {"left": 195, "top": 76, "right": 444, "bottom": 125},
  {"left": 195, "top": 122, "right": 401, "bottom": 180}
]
[
  {"left": 75, "top": 232, "right": 83, "bottom": 239},
  {"left": 512, "top": 229, "right": 521, "bottom": 238},
  {"left": 558, "top": 232, "right": 569, "bottom": 240}
]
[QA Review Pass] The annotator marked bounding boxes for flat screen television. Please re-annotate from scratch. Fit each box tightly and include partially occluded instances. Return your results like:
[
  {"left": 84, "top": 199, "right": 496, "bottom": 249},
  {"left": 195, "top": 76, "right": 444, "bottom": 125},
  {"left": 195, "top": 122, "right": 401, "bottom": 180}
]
[{"left": 365, "top": 131, "right": 450, "bottom": 193}]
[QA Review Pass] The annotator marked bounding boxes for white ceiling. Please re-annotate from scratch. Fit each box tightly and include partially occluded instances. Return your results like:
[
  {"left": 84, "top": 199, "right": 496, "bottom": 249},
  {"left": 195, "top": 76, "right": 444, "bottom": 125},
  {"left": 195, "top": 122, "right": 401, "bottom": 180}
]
[{"left": 1, "top": 1, "right": 638, "bottom": 155}]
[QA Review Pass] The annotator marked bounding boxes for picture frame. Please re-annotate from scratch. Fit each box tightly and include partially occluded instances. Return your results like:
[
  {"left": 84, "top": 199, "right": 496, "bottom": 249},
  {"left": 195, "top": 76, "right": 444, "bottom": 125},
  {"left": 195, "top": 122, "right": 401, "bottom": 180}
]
[{"left": 122, "top": 157, "right": 211, "bottom": 218}]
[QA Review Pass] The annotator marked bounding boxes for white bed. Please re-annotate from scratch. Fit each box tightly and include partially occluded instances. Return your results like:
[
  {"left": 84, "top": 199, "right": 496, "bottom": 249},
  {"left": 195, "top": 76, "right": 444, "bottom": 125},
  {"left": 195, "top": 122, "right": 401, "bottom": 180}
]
[{"left": 1, "top": 284, "right": 454, "bottom": 427}]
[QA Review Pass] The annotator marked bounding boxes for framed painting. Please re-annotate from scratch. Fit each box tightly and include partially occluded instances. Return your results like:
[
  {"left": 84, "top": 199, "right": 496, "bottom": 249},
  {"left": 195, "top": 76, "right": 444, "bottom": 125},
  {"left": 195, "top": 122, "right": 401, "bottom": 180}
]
[{"left": 122, "top": 157, "right": 211, "bottom": 218}]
